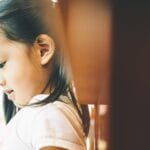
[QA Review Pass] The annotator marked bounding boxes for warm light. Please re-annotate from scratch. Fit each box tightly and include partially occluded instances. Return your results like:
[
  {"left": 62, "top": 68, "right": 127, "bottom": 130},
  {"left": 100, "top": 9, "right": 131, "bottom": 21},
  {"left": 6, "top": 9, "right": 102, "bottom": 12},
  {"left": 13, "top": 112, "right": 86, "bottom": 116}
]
[
  {"left": 99, "top": 105, "right": 108, "bottom": 116},
  {"left": 51, "top": 0, "right": 59, "bottom": 3},
  {"left": 98, "top": 139, "right": 107, "bottom": 150}
]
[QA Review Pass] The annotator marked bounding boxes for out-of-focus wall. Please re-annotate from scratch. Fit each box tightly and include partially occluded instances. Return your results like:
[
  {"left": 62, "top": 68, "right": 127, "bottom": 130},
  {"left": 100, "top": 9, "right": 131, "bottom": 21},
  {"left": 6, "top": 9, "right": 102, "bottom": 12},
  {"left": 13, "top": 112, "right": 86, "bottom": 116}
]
[{"left": 66, "top": 0, "right": 112, "bottom": 104}]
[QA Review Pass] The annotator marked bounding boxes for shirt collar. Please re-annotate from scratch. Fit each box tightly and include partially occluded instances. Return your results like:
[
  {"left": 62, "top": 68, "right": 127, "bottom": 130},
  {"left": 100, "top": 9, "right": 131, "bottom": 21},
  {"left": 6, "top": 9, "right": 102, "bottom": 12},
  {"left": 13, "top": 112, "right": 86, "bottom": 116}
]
[
  {"left": 28, "top": 94, "right": 49, "bottom": 105},
  {"left": 14, "top": 94, "right": 49, "bottom": 108}
]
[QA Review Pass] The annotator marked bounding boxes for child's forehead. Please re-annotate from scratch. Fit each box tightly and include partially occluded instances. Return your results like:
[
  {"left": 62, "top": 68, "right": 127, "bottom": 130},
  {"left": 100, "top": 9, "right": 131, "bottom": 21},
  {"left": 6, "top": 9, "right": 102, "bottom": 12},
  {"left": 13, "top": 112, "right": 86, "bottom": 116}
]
[
  {"left": 0, "top": 37, "right": 26, "bottom": 59},
  {"left": 0, "top": 32, "right": 11, "bottom": 45},
  {"left": 0, "top": 36, "right": 13, "bottom": 50},
  {"left": 0, "top": 28, "right": 15, "bottom": 44},
  {"left": 0, "top": 51, "right": 7, "bottom": 61}
]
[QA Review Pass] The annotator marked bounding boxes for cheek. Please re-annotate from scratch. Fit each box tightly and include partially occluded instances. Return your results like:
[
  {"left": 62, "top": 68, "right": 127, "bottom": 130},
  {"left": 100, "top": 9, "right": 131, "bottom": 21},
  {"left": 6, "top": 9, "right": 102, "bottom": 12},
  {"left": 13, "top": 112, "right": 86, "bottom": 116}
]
[
  {"left": 5, "top": 61, "right": 33, "bottom": 89},
  {"left": 5, "top": 58, "right": 44, "bottom": 101},
  {"left": 6, "top": 65, "right": 37, "bottom": 103},
  {"left": 4, "top": 67, "right": 20, "bottom": 87}
]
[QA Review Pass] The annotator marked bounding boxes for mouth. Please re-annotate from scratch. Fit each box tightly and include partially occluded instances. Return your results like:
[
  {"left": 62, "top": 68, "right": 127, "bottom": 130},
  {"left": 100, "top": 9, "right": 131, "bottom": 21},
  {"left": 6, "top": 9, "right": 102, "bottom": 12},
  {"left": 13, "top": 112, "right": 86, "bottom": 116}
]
[
  {"left": 4, "top": 89, "right": 15, "bottom": 100},
  {"left": 4, "top": 89, "right": 14, "bottom": 95}
]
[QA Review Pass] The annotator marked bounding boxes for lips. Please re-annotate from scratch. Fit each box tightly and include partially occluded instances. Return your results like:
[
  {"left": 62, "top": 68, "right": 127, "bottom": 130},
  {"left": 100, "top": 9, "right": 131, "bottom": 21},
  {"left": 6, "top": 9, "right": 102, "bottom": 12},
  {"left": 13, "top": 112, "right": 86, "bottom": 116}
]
[{"left": 4, "top": 89, "right": 14, "bottom": 95}]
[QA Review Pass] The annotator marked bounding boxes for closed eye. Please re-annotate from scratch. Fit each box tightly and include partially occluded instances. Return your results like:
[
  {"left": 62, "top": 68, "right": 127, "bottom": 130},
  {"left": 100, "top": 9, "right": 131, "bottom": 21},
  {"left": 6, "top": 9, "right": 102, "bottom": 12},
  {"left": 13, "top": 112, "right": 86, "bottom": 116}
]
[{"left": 0, "top": 61, "right": 6, "bottom": 68}]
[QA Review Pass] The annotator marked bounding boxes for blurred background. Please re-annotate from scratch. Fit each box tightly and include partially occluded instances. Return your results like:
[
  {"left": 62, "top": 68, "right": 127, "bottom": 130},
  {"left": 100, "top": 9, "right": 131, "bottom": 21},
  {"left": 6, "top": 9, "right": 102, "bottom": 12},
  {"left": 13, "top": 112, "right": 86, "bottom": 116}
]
[{"left": 1, "top": 0, "right": 150, "bottom": 150}]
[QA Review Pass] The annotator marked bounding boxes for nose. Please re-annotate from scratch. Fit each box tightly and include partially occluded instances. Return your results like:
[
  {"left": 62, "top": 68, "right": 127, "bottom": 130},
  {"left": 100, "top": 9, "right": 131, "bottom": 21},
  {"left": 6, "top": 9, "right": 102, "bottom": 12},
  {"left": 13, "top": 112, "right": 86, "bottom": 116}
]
[
  {"left": 0, "top": 80, "right": 5, "bottom": 86},
  {"left": 0, "top": 73, "right": 5, "bottom": 87},
  {"left": 0, "top": 83, "right": 4, "bottom": 86}
]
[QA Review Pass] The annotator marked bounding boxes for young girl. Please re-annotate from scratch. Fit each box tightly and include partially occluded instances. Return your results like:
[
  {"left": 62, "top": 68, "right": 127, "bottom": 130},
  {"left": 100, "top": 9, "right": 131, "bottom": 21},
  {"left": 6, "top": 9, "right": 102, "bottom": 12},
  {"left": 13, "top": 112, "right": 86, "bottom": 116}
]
[{"left": 0, "top": 0, "right": 90, "bottom": 150}]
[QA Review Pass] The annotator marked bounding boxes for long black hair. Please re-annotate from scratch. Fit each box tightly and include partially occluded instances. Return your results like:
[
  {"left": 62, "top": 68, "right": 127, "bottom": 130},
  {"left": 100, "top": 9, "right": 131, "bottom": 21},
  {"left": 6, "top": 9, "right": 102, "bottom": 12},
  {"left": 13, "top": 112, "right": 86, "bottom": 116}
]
[{"left": 0, "top": 0, "right": 90, "bottom": 136}]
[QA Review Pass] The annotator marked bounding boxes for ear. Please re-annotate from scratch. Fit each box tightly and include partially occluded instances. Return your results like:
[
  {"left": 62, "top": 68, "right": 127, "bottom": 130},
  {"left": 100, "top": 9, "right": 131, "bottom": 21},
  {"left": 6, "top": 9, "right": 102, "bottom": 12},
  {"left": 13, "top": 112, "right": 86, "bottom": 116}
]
[{"left": 35, "top": 34, "right": 55, "bottom": 65}]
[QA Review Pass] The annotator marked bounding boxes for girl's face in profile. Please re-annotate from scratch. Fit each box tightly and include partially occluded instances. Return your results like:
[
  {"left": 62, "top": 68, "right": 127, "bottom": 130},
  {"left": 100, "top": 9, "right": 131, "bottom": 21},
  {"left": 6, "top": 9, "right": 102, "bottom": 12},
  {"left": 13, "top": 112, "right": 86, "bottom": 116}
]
[{"left": 0, "top": 34, "right": 49, "bottom": 106}]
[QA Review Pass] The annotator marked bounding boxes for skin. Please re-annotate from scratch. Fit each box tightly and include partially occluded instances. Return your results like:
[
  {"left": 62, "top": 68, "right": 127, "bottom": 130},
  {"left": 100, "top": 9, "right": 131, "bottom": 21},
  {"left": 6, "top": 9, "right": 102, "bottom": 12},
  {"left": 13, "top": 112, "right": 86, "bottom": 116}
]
[
  {"left": 0, "top": 34, "right": 53, "bottom": 107},
  {"left": 0, "top": 33, "right": 66, "bottom": 149}
]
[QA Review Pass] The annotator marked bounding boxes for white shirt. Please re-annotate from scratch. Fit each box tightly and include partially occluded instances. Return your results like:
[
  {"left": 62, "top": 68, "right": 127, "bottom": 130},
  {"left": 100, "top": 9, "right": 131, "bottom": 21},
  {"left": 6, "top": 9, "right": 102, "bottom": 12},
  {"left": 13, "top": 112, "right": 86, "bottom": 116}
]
[{"left": 2, "top": 95, "right": 86, "bottom": 150}]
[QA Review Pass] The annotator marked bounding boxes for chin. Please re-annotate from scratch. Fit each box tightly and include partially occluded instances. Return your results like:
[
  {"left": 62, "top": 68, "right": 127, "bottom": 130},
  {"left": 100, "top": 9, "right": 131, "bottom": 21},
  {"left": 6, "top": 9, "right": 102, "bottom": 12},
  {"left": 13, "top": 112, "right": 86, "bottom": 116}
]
[{"left": 13, "top": 101, "right": 25, "bottom": 108}]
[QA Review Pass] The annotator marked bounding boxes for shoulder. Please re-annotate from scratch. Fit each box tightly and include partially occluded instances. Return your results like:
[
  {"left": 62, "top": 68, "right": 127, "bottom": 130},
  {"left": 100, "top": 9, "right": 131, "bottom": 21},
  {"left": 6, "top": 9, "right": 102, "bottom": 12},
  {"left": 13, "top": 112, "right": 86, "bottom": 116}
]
[
  {"left": 33, "top": 95, "right": 82, "bottom": 129},
  {"left": 31, "top": 98, "right": 86, "bottom": 150},
  {"left": 32, "top": 100, "right": 83, "bottom": 138}
]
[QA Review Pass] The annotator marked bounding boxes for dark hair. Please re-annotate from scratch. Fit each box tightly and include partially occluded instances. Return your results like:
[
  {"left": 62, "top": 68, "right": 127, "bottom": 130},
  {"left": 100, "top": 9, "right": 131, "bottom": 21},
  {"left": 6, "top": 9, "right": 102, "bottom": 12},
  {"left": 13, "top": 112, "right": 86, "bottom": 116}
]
[{"left": 1, "top": 0, "right": 90, "bottom": 136}]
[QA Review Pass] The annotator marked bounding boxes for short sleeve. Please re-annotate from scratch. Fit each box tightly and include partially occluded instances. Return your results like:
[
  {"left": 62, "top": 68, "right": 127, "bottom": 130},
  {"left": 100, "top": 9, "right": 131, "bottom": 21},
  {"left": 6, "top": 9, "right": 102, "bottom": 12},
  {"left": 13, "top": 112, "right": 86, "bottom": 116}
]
[{"left": 31, "top": 103, "right": 86, "bottom": 150}]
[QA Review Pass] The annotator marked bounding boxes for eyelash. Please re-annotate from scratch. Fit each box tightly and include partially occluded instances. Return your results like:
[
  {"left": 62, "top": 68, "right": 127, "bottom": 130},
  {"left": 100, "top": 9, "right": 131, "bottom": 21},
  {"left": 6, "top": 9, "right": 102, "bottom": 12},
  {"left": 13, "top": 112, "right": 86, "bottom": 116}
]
[{"left": 0, "top": 61, "right": 6, "bottom": 69}]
